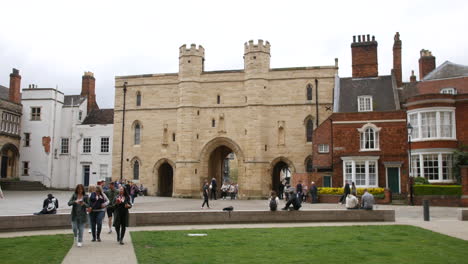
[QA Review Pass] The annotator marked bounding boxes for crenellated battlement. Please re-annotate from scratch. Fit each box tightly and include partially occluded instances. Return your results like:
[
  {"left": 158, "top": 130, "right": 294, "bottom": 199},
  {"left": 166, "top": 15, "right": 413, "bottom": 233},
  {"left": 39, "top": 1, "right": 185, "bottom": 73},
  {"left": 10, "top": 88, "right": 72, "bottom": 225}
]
[
  {"left": 244, "top": 39, "right": 270, "bottom": 54},
  {"left": 179, "top": 44, "right": 205, "bottom": 57}
]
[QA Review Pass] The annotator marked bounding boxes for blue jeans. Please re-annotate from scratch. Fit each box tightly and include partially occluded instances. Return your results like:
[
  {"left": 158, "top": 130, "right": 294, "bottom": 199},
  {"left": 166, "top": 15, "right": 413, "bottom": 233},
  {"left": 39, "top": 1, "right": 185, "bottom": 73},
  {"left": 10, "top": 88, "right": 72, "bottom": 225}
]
[
  {"left": 89, "top": 211, "right": 105, "bottom": 240},
  {"left": 71, "top": 220, "right": 85, "bottom": 242}
]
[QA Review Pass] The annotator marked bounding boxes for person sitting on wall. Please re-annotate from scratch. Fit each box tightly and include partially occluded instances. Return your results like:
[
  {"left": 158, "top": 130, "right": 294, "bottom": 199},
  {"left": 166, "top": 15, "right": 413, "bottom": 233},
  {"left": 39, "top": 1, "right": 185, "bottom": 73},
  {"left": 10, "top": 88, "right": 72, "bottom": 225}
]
[
  {"left": 282, "top": 188, "right": 301, "bottom": 211},
  {"left": 34, "top": 193, "right": 59, "bottom": 215},
  {"left": 361, "top": 189, "right": 375, "bottom": 210},
  {"left": 345, "top": 194, "right": 359, "bottom": 209}
]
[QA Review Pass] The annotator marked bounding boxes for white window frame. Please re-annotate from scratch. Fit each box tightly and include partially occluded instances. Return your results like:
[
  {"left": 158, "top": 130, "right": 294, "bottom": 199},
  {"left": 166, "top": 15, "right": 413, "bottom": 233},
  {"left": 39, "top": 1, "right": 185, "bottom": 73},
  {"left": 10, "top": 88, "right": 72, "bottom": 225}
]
[
  {"left": 61, "top": 138, "right": 69, "bottom": 154},
  {"left": 100, "top": 137, "right": 110, "bottom": 153},
  {"left": 440, "top": 88, "right": 456, "bottom": 94},
  {"left": 407, "top": 107, "right": 456, "bottom": 141},
  {"left": 341, "top": 156, "right": 379, "bottom": 187},
  {"left": 83, "top": 137, "right": 92, "bottom": 153},
  {"left": 410, "top": 150, "right": 455, "bottom": 183},
  {"left": 358, "top": 96, "right": 373, "bottom": 112},
  {"left": 31, "top": 107, "right": 41, "bottom": 121},
  {"left": 318, "top": 144, "right": 329, "bottom": 153},
  {"left": 357, "top": 123, "right": 381, "bottom": 151},
  {"left": 100, "top": 164, "right": 108, "bottom": 180}
]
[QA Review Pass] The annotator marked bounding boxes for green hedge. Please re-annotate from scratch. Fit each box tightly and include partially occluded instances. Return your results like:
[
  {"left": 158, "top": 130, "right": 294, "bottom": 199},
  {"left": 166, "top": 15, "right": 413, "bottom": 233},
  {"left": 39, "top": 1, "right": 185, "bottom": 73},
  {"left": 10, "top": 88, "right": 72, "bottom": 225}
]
[{"left": 413, "top": 185, "right": 462, "bottom": 196}]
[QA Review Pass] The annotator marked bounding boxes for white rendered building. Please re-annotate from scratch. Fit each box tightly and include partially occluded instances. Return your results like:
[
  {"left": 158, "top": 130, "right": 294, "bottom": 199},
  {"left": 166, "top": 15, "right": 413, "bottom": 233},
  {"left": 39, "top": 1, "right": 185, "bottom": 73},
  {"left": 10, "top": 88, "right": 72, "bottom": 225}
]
[{"left": 19, "top": 72, "right": 113, "bottom": 188}]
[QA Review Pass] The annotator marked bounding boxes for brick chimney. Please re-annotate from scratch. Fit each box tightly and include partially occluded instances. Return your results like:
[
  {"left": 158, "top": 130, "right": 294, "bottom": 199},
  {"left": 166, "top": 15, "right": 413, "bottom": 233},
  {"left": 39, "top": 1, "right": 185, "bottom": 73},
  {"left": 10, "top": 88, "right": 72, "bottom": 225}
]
[
  {"left": 351, "top": 34, "right": 378, "bottom": 78},
  {"left": 9, "top": 68, "right": 21, "bottom": 104},
  {"left": 81, "top": 71, "right": 99, "bottom": 113},
  {"left": 393, "top": 32, "right": 402, "bottom": 87},
  {"left": 410, "top": 70, "right": 417, "bottom": 83},
  {"left": 419, "top": 49, "right": 436, "bottom": 80}
]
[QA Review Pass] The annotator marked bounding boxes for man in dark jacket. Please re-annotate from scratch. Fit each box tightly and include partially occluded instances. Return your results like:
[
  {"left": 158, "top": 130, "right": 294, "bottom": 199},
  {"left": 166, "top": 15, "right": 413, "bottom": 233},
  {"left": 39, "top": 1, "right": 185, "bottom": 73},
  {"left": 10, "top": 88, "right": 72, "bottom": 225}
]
[
  {"left": 309, "top": 181, "right": 318, "bottom": 203},
  {"left": 34, "top": 193, "right": 59, "bottom": 215},
  {"left": 210, "top": 178, "right": 218, "bottom": 200}
]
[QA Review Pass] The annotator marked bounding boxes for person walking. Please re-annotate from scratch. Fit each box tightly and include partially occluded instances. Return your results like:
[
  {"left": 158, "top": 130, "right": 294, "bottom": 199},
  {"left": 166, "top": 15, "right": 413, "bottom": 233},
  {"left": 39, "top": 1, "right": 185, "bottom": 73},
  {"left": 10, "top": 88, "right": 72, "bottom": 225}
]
[
  {"left": 87, "top": 185, "right": 96, "bottom": 234},
  {"left": 309, "top": 181, "right": 318, "bottom": 203},
  {"left": 105, "top": 182, "right": 119, "bottom": 234},
  {"left": 210, "top": 178, "right": 218, "bottom": 200},
  {"left": 339, "top": 183, "right": 351, "bottom": 204},
  {"left": 68, "top": 184, "right": 89, "bottom": 247},
  {"left": 130, "top": 182, "right": 138, "bottom": 204},
  {"left": 113, "top": 186, "right": 132, "bottom": 245},
  {"left": 89, "top": 185, "right": 109, "bottom": 242},
  {"left": 201, "top": 180, "right": 210, "bottom": 209}
]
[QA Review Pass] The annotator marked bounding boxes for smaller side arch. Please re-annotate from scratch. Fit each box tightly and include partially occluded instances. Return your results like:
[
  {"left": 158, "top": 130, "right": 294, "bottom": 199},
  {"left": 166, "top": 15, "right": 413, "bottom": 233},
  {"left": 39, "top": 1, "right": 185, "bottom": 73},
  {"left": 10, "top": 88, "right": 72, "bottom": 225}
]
[
  {"left": 153, "top": 158, "right": 175, "bottom": 197},
  {"left": 269, "top": 156, "right": 296, "bottom": 174}
]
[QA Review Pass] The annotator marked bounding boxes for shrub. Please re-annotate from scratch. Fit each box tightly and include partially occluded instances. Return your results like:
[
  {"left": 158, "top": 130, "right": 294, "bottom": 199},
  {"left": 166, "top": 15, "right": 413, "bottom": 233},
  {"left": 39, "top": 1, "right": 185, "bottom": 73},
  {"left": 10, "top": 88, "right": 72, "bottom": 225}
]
[
  {"left": 318, "top": 187, "right": 385, "bottom": 196},
  {"left": 414, "top": 177, "right": 429, "bottom": 185},
  {"left": 413, "top": 185, "right": 462, "bottom": 196}
]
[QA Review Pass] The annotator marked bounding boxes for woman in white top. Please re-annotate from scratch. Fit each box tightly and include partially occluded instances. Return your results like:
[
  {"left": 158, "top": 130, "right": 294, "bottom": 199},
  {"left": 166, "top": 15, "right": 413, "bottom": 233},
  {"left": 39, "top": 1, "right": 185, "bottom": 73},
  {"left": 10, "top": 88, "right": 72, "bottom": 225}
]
[{"left": 268, "top": 191, "right": 280, "bottom": 211}]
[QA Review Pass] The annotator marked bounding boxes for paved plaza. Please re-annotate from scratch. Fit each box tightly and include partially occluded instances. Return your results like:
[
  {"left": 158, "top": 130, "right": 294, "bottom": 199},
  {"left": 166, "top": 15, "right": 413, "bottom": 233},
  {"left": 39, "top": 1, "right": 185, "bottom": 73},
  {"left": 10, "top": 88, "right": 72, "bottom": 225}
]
[{"left": 1, "top": 190, "right": 467, "bottom": 264}]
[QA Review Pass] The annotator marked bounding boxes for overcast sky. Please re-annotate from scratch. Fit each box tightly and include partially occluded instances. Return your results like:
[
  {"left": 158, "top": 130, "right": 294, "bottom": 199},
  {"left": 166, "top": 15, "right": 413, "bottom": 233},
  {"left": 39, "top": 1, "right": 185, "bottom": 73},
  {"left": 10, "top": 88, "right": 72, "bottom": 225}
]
[{"left": 0, "top": 0, "right": 467, "bottom": 108}]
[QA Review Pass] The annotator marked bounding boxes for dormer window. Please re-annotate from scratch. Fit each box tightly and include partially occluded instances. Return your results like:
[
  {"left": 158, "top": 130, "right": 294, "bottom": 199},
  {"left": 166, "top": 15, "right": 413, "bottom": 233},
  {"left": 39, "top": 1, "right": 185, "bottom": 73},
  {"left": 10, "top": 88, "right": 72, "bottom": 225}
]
[
  {"left": 358, "top": 96, "right": 373, "bottom": 112},
  {"left": 440, "top": 88, "right": 456, "bottom": 94}
]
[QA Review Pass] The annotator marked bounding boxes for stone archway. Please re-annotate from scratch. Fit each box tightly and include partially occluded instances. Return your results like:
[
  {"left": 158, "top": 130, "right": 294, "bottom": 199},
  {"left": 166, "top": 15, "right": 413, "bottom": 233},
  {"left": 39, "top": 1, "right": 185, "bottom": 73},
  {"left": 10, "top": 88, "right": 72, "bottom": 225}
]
[
  {"left": 153, "top": 158, "right": 176, "bottom": 197},
  {"left": 1, "top": 143, "right": 19, "bottom": 179},
  {"left": 199, "top": 137, "right": 244, "bottom": 197},
  {"left": 269, "top": 156, "right": 295, "bottom": 194}
]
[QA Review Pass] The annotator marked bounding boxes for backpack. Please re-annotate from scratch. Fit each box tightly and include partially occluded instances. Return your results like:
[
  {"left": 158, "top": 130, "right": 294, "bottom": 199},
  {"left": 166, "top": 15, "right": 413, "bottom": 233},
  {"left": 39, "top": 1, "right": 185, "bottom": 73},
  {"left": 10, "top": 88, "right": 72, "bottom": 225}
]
[
  {"left": 269, "top": 198, "right": 277, "bottom": 210},
  {"left": 47, "top": 198, "right": 56, "bottom": 212}
]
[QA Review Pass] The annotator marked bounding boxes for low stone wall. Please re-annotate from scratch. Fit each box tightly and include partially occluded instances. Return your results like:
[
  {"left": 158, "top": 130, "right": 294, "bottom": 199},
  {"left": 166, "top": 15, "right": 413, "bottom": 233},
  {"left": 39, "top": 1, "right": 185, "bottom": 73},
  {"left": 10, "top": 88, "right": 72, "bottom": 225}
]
[
  {"left": 317, "top": 195, "right": 390, "bottom": 204},
  {"left": 0, "top": 214, "right": 70, "bottom": 232},
  {"left": 458, "top": 209, "right": 468, "bottom": 221},
  {"left": 0, "top": 210, "right": 395, "bottom": 232},
  {"left": 411, "top": 195, "right": 463, "bottom": 207}
]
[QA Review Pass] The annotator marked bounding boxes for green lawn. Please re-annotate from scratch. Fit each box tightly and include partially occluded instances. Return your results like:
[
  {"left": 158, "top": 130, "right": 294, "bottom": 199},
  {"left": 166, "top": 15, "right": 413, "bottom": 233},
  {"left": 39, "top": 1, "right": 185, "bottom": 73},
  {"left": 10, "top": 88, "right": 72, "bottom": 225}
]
[
  {"left": 0, "top": 234, "right": 73, "bottom": 264},
  {"left": 131, "top": 225, "right": 468, "bottom": 264}
]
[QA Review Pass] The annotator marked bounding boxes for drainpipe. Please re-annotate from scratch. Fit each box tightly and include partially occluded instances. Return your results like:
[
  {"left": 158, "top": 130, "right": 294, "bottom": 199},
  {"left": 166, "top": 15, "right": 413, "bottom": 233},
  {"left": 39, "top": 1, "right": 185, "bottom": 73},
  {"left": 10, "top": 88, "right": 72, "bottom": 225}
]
[
  {"left": 49, "top": 87, "right": 58, "bottom": 188},
  {"left": 120, "top": 82, "right": 128, "bottom": 181},
  {"left": 315, "top": 79, "right": 319, "bottom": 128},
  {"left": 68, "top": 97, "right": 74, "bottom": 188}
]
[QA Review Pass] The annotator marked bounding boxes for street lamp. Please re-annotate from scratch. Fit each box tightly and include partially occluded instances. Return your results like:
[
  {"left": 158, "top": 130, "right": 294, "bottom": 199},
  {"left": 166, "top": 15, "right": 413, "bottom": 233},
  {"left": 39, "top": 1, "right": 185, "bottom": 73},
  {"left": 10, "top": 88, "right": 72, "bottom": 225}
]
[
  {"left": 407, "top": 122, "right": 414, "bottom": 206},
  {"left": 120, "top": 82, "right": 128, "bottom": 181}
]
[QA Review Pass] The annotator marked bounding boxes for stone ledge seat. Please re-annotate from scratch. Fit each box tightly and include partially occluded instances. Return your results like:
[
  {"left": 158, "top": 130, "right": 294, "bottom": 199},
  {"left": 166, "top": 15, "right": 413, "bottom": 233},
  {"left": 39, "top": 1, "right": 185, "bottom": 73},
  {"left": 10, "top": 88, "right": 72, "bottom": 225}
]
[
  {"left": 459, "top": 209, "right": 468, "bottom": 221},
  {"left": 0, "top": 209, "right": 395, "bottom": 232}
]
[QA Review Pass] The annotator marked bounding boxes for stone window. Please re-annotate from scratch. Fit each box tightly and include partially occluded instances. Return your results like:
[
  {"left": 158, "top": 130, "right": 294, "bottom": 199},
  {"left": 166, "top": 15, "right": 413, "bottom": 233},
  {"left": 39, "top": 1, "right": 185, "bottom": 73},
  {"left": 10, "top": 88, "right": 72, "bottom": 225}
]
[
  {"left": 23, "top": 161, "right": 29, "bottom": 176},
  {"left": 24, "top": 133, "right": 30, "bottom": 147},
  {"left": 61, "top": 138, "right": 69, "bottom": 154},
  {"left": 305, "top": 157, "right": 313, "bottom": 173},
  {"left": 212, "top": 119, "right": 216, "bottom": 127},
  {"left": 217, "top": 95, "right": 220, "bottom": 104},
  {"left": 172, "top": 133, "right": 176, "bottom": 142},
  {"left": 31, "top": 107, "right": 41, "bottom": 121},
  {"left": 133, "top": 160, "right": 140, "bottom": 180},
  {"left": 1, "top": 112, "right": 20, "bottom": 135},
  {"left": 358, "top": 123, "right": 380, "bottom": 151},
  {"left": 357, "top": 96, "right": 373, "bottom": 112},
  {"left": 136, "top": 91, "right": 142, "bottom": 106},
  {"left": 306, "top": 84, "right": 313, "bottom": 101},
  {"left": 134, "top": 123, "right": 141, "bottom": 145},
  {"left": 83, "top": 137, "right": 91, "bottom": 153},
  {"left": 306, "top": 119, "right": 313, "bottom": 142},
  {"left": 101, "top": 137, "right": 110, "bottom": 153}
]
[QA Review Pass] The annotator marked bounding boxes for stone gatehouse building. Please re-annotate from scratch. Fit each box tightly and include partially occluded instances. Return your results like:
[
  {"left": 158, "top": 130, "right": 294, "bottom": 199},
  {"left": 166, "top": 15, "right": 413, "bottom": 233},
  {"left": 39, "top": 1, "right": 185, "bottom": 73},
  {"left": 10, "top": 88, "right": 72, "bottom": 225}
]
[{"left": 112, "top": 40, "right": 337, "bottom": 198}]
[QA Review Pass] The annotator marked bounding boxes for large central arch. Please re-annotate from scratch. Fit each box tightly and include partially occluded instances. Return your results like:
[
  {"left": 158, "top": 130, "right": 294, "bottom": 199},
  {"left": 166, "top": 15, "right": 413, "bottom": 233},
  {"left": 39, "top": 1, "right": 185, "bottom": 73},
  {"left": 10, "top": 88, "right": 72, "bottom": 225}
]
[{"left": 199, "top": 137, "right": 245, "bottom": 197}]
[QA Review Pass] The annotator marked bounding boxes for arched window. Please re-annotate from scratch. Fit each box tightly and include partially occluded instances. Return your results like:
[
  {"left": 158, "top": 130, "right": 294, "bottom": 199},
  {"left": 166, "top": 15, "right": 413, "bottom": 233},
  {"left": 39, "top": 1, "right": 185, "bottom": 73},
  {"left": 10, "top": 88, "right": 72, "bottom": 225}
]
[
  {"left": 212, "top": 119, "right": 216, "bottom": 127},
  {"left": 306, "top": 119, "right": 313, "bottom": 142},
  {"left": 136, "top": 91, "right": 141, "bottom": 106},
  {"left": 133, "top": 160, "right": 140, "bottom": 180},
  {"left": 306, "top": 84, "right": 313, "bottom": 101},
  {"left": 306, "top": 157, "right": 313, "bottom": 173},
  {"left": 358, "top": 124, "right": 381, "bottom": 150},
  {"left": 217, "top": 95, "right": 220, "bottom": 104},
  {"left": 134, "top": 123, "right": 141, "bottom": 145}
]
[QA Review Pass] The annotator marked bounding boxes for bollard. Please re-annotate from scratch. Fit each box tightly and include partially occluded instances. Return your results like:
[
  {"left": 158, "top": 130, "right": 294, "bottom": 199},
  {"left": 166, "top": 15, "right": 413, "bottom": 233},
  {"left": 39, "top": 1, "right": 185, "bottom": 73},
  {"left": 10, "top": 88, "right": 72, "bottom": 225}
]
[{"left": 423, "top": 200, "right": 430, "bottom": 221}]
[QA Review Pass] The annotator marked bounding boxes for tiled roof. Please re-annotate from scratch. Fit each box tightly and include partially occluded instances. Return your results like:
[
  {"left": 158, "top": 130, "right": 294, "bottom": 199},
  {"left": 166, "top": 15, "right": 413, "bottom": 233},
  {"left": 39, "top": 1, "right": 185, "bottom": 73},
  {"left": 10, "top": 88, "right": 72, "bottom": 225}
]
[
  {"left": 398, "top": 81, "right": 419, "bottom": 103},
  {"left": 423, "top": 61, "right": 468, "bottom": 81},
  {"left": 82, "top": 109, "right": 114, "bottom": 125},
  {"left": 64, "top": 95, "right": 86, "bottom": 106},
  {"left": 337, "top": 75, "right": 399, "bottom": 112}
]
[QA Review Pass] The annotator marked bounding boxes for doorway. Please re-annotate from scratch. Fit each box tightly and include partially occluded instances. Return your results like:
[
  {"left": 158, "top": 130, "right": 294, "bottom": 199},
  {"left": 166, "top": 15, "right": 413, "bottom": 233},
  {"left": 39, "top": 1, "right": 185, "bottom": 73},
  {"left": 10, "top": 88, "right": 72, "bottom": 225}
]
[
  {"left": 387, "top": 167, "right": 400, "bottom": 193},
  {"left": 83, "top": 165, "right": 90, "bottom": 187},
  {"left": 1, "top": 156, "right": 7, "bottom": 178},
  {"left": 158, "top": 163, "right": 173, "bottom": 197},
  {"left": 271, "top": 161, "right": 291, "bottom": 194}
]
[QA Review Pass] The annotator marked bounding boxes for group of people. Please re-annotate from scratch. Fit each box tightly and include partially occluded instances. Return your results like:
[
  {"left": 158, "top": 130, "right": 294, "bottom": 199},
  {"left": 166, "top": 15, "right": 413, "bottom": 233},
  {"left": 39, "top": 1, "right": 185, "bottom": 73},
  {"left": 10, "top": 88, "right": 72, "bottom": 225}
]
[
  {"left": 278, "top": 180, "right": 319, "bottom": 204},
  {"left": 340, "top": 182, "right": 375, "bottom": 210},
  {"left": 220, "top": 180, "right": 238, "bottom": 200},
  {"left": 68, "top": 181, "right": 132, "bottom": 247},
  {"left": 201, "top": 178, "right": 239, "bottom": 209}
]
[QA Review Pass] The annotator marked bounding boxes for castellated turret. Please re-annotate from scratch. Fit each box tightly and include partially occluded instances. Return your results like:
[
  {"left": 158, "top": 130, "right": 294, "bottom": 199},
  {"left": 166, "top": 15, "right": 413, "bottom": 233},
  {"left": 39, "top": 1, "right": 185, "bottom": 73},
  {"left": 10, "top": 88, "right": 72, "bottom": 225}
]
[
  {"left": 244, "top": 39, "right": 271, "bottom": 74},
  {"left": 179, "top": 44, "right": 205, "bottom": 77}
]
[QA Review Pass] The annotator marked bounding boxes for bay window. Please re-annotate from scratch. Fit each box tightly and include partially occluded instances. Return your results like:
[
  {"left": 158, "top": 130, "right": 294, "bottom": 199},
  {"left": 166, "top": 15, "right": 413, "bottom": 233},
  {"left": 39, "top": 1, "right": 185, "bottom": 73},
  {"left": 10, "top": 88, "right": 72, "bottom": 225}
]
[
  {"left": 410, "top": 152, "right": 454, "bottom": 182},
  {"left": 408, "top": 108, "right": 456, "bottom": 140}
]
